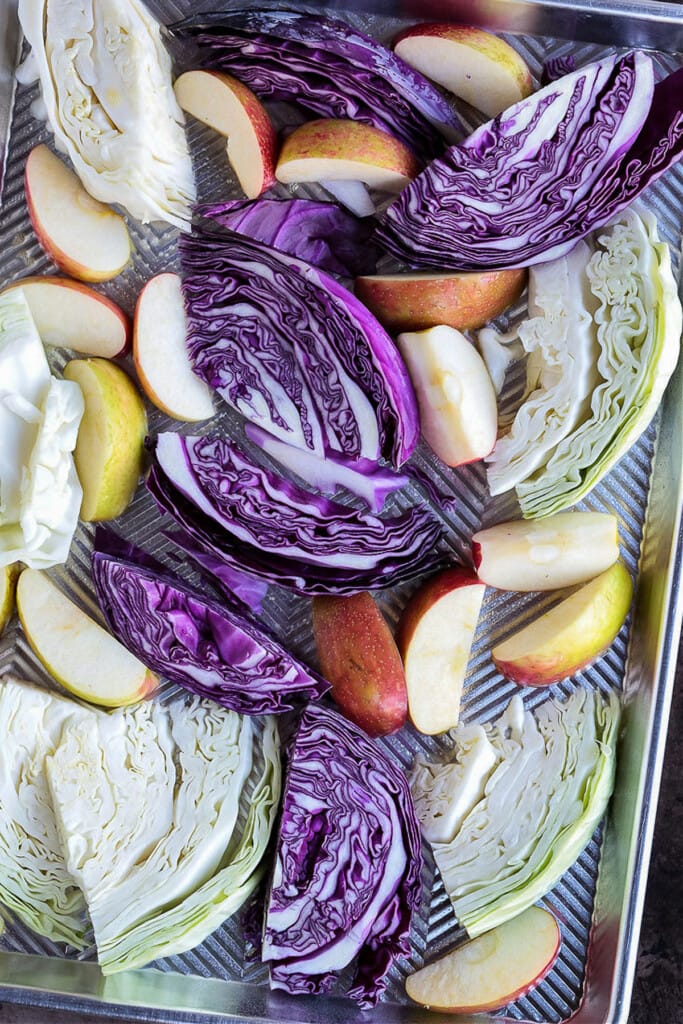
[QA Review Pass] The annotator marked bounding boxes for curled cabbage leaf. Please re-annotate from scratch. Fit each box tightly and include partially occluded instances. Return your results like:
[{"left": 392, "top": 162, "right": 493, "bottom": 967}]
[
  {"left": 18, "top": 0, "right": 196, "bottom": 229},
  {"left": 411, "top": 687, "right": 620, "bottom": 937}
]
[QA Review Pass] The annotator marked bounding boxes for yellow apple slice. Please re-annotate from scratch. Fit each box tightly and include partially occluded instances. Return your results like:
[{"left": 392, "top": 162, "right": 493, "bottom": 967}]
[
  {"left": 473, "top": 512, "right": 620, "bottom": 592},
  {"left": 25, "top": 145, "right": 131, "bottom": 283},
  {"left": 394, "top": 24, "right": 534, "bottom": 118},
  {"left": 0, "top": 563, "right": 20, "bottom": 636},
  {"left": 174, "top": 70, "right": 278, "bottom": 199},
  {"left": 492, "top": 560, "right": 633, "bottom": 686},
  {"left": 2, "top": 277, "right": 130, "bottom": 357},
  {"left": 63, "top": 358, "right": 147, "bottom": 522},
  {"left": 397, "top": 324, "right": 498, "bottom": 467},
  {"left": 16, "top": 569, "right": 158, "bottom": 708},
  {"left": 355, "top": 268, "right": 526, "bottom": 334},
  {"left": 276, "top": 119, "right": 420, "bottom": 192},
  {"left": 133, "top": 273, "right": 214, "bottom": 422},
  {"left": 406, "top": 906, "right": 561, "bottom": 1012},
  {"left": 397, "top": 567, "right": 485, "bottom": 734}
]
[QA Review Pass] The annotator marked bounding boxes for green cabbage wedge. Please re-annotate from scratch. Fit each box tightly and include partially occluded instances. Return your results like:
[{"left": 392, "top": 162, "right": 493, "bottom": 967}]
[{"left": 411, "top": 687, "right": 620, "bottom": 937}]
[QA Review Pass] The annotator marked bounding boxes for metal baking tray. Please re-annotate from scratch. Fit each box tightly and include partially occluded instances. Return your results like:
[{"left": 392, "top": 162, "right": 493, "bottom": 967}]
[{"left": 0, "top": 1, "right": 681, "bottom": 1022}]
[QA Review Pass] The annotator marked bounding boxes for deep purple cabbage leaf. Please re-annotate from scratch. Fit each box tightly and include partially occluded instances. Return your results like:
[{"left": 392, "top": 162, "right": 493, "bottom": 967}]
[
  {"left": 376, "top": 52, "right": 683, "bottom": 271},
  {"left": 174, "top": 9, "right": 462, "bottom": 160},
  {"left": 263, "top": 702, "right": 422, "bottom": 1008}
]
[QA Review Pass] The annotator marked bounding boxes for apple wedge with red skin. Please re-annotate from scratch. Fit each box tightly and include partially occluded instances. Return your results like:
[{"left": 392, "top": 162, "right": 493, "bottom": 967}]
[
  {"left": 396, "top": 567, "right": 485, "bottom": 735},
  {"left": 355, "top": 268, "right": 526, "bottom": 334},
  {"left": 311, "top": 592, "right": 407, "bottom": 737},
  {"left": 473, "top": 512, "right": 620, "bottom": 592},
  {"left": 406, "top": 905, "right": 561, "bottom": 1013},
  {"left": 276, "top": 118, "right": 421, "bottom": 193},
  {"left": 2, "top": 277, "right": 130, "bottom": 357},
  {"left": 25, "top": 144, "right": 130, "bottom": 283},
  {"left": 174, "top": 70, "right": 278, "bottom": 199}
]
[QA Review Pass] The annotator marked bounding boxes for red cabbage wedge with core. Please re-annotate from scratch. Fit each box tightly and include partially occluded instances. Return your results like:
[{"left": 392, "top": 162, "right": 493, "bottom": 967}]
[
  {"left": 263, "top": 702, "right": 422, "bottom": 1008},
  {"left": 376, "top": 52, "right": 683, "bottom": 271},
  {"left": 146, "top": 432, "right": 445, "bottom": 596},
  {"left": 174, "top": 10, "right": 462, "bottom": 160}
]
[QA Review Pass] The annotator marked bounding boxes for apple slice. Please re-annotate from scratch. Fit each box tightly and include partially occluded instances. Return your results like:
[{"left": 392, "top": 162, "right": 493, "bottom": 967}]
[
  {"left": 276, "top": 119, "right": 420, "bottom": 192},
  {"left": 355, "top": 268, "right": 526, "bottom": 334},
  {"left": 63, "top": 358, "right": 147, "bottom": 522},
  {"left": 133, "top": 273, "right": 214, "bottom": 422},
  {"left": 174, "top": 70, "right": 277, "bottom": 199},
  {"left": 397, "top": 325, "right": 498, "bottom": 467},
  {"left": 492, "top": 560, "right": 633, "bottom": 686},
  {"left": 2, "top": 277, "right": 130, "bottom": 357},
  {"left": 312, "top": 592, "right": 407, "bottom": 737},
  {"left": 25, "top": 144, "right": 130, "bottom": 283},
  {"left": 0, "top": 563, "right": 20, "bottom": 636},
  {"left": 16, "top": 569, "right": 158, "bottom": 708},
  {"left": 397, "top": 567, "right": 485, "bottom": 735},
  {"left": 406, "top": 905, "right": 561, "bottom": 1012},
  {"left": 473, "top": 512, "right": 620, "bottom": 592},
  {"left": 394, "top": 24, "right": 534, "bottom": 118}
]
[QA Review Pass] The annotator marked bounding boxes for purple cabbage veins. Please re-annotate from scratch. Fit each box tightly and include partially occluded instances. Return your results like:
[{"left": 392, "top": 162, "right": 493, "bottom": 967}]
[{"left": 263, "top": 702, "right": 422, "bottom": 1007}]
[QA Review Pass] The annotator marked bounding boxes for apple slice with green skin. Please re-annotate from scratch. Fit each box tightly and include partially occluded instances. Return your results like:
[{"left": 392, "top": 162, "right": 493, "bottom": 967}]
[
  {"left": 134, "top": 273, "right": 214, "bottom": 422},
  {"left": 312, "top": 592, "right": 407, "bottom": 737},
  {"left": 63, "top": 358, "right": 147, "bottom": 522},
  {"left": 473, "top": 512, "right": 620, "bottom": 592},
  {"left": 16, "top": 569, "right": 158, "bottom": 708},
  {"left": 397, "top": 325, "right": 498, "bottom": 467},
  {"left": 174, "top": 70, "right": 278, "bottom": 199},
  {"left": 25, "top": 145, "right": 131, "bottom": 283},
  {"left": 0, "top": 563, "right": 20, "bottom": 637},
  {"left": 2, "top": 277, "right": 130, "bottom": 357},
  {"left": 276, "top": 119, "right": 421, "bottom": 192},
  {"left": 355, "top": 268, "right": 526, "bottom": 334},
  {"left": 393, "top": 24, "right": 534, "bottom": 118},
  {"left": 406, "top": 905, "right": 561, "bottom": 1013},
  {"left": 396, "top": 567, "right": 485, "bottom": 735},
  {"left": 492, "top": 560, "right": 633, "bottom": 686}
]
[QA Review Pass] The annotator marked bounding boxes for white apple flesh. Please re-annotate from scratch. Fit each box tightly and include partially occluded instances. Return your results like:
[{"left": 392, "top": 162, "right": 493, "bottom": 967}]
[
  {"left": 174, "top": 70, "right": 278, "bottom": 199},
  {"left": 16, "top": 569, "right": 158, "bottom": 708},
  {"left": 393, "top": 23, "right": 534, "bottom": 118},
  {"left": 473, "top": 512, "right": 620, "bottom": 591},
  {"left": 25, "top": 144, "right": 130, "bottom": 283},
  {"left": 133, "top": 272, "right": 214, "bottom": 422},
  {"left": 492, "top": 560, "right": 633, "bottom": 686},
  {"left": 397, "top": 567, "right": 485, "bottom": 735},
  {"left": 397, "top": 325, "right": 498, "bottom": 467},
  {"left": 406, "top": 905, "right": 561, "bottom": 1012},
  {"left": 2, "top": 277, "right": 130, "bottom": 357}
]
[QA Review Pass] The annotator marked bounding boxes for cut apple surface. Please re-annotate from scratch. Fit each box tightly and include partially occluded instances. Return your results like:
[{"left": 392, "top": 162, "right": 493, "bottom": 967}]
[
  {"left": 406, "top": 905, "right": 561, "bottom": 1012},
  {"left": 2, "top": 277, "right": 130, "bottom": 357},
  {"left": 397, "top": 567, "right": 485, "bottom": 735},
  {"left": 394, "top": 23, "right": 534, "bottom": 118},
  {"left": 473, "top": 512, "right": 620, "bottom": 592},
  {"left": 25, "top": 144, "right": 131, "bottom": 283},
  {"left": 312, "top": 592, "right": 407, "bottom": 737},
  {"left": 16, "top": 568, "right": 158, "bottom": 708},
  {"left": 492, "top": 560, "right": 633, "bottom": 686},
  {"left": 275, "top": 118, "right": 420, "bottom": 192},
  {"left": 133, "top": 272, "right": 214, "bottom": 422},
  {"left": 355, "top": 268, "right": 526, "bottom": 334},
  {"left": 174, "top": 70, "right": 277, "bottom": 199},
  {"left": 63, "top": 358, "right": 147, "bottom": 522},
  {"left": 0, "top": 563, "right": 20, "bottom": 636},
  {"left": 397, "top": 325, "right": 498, "bottom": 467}
]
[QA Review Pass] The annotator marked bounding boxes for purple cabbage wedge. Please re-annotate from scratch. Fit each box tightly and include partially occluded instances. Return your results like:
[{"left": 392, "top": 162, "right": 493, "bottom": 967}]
[
  {"left": 92, "top": 537, "right": 329, "bottom": 715},
  {"left": 175, "top": 9, "right": 462, "bottom": 160},
  {"left": 377, "top": 52, "right": 683, "bottom": 271},
  {"left": 179, "top": 224, "right": 419, "bottom": 471},
  {"left": 198, "top": 198, "right": 380, "bottom": 277},
  {"left": 147, "top": 432, "right": 445, "bottom": 596},
  {"left": 263, "top": 702, "right": 422, "bottom": 1008}
]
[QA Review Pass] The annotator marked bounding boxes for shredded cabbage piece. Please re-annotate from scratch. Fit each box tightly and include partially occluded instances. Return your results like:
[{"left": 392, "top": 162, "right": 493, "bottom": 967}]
[{"left": 18, "top": 0, "right": 196, "bottom": 228}]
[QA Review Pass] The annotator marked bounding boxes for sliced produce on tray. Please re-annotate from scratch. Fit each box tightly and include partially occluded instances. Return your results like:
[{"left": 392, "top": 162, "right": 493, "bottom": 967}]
[{"left": 262, "top": 702, "right": 421, "bottom": 1008}]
